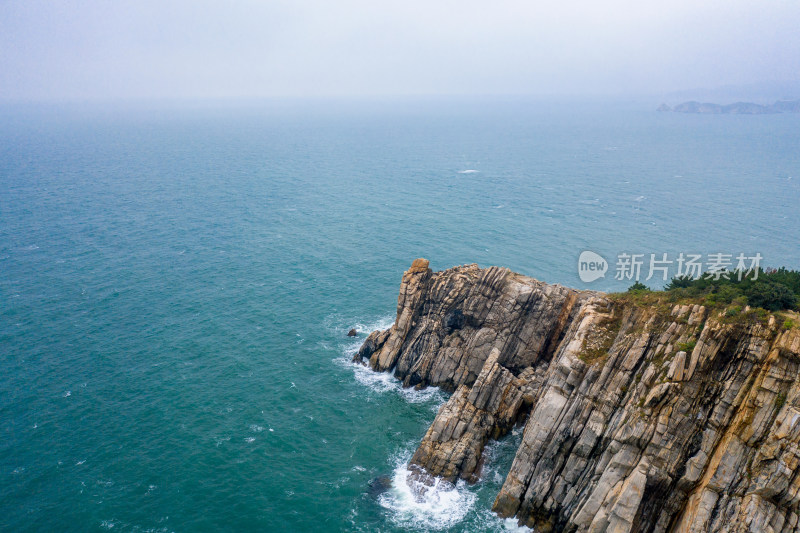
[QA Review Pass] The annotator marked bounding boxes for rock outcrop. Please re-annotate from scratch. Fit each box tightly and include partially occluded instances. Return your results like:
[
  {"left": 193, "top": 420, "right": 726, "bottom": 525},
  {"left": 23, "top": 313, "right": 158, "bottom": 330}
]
[{"left": 354, "top": 259, "right": 800, "bottom": 532}]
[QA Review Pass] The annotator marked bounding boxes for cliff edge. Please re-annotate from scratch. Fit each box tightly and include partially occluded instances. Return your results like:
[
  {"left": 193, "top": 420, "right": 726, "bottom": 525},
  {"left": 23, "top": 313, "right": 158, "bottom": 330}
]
[{"left": 354, "top": 259, "right": 800, "bottom": 532}]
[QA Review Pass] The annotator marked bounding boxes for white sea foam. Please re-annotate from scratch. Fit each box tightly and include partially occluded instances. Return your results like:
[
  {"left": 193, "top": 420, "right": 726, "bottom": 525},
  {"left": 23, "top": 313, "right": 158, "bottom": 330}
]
[
  {"left": 349, "top": 363, "right": 445, "bottom": 405},
  {"left": 457, "top": 169, "right": 479, "bottom": 174},
  {"left": 379, "top": 454, "right": 476, "bottom": 531},
  {"left": 471, "top": 511, "right": 534, "bottom": 532},
  {"left": 501, "top": 517, "right": 534, "bottom": 531},
  {"left": 324, "top": 313, "right": 394, "bottom": 351},
  {"left": 336, "top": 314, "right": 447, "bottom": 405},
  {"left": 345, "top": 315, "right": 396, "bottom": 337},
  {"left": 244, "top": 437, "right": 256, "bottom": 443}
]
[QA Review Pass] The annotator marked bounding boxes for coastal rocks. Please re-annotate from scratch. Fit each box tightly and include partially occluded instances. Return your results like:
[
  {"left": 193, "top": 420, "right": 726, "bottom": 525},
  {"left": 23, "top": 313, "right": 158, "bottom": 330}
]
[
  {"left": 347, "top": 328, "right": 358, "bottom": 337},
  {"left": 352, "top": 328, "right": 390, "bottom": 364},
  {"left": 367, "top": 475, "right": 393, "bottom": 498},
  {"left": 352, "top": 259, "right": 592, "bottom": 393},
  {"left": 357, "top": 260, "right": 800, "bottom": 531},
  {"left": 409, "top": 348, "right": 530, "bottom": 483}
]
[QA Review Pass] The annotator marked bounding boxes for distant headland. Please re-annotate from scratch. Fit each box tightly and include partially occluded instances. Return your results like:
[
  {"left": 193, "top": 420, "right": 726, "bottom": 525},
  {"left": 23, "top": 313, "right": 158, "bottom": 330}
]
[{"left": 658, "top": 99, "right": 800, "bottom": 114}]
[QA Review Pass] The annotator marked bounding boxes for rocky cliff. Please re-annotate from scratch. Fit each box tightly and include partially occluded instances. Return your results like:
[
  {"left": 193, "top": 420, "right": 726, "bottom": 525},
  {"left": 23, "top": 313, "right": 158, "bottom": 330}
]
[{"left": 354, "top": 259, "right": 800, "bottom": 532}]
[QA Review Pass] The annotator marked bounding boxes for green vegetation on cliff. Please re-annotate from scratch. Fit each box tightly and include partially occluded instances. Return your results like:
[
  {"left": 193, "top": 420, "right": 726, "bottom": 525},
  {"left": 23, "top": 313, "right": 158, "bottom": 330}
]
[
  {"left": 610, "top": 268, "right": 800, "bottom": 331},
  {"left": 663, "top": 267, "right": 800, "bottom": 311}
]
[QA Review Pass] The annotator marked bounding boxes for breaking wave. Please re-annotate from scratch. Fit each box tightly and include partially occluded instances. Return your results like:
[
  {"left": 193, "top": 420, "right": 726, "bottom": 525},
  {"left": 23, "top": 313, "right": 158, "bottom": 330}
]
[{"left": 379, "top": 452, "right": 476, "bottom": 530}]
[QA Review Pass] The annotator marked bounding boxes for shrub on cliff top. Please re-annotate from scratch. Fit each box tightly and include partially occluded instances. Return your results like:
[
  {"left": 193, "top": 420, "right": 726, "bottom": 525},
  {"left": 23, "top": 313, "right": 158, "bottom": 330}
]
[
  {"left": 664, "top": 267, "right": 800, "bottom": 312},
  {"left": 628, "top": 281, "right": 650, "bottom": 293},
  {"left": 745, "top": 280, "right": 798, "bottom": 312}
]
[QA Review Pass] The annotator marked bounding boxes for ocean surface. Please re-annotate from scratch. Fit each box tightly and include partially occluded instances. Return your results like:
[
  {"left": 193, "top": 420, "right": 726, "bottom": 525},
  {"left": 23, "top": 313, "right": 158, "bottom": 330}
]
[{"left": 2, "top": 98, "right": 799, "bottom": 532}]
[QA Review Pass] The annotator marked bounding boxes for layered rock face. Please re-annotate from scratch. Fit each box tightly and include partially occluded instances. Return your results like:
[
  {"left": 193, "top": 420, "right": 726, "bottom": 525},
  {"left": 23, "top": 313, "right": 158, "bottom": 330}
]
[{"left": 354, "top": 259, "right": 800, "bottom": 532}]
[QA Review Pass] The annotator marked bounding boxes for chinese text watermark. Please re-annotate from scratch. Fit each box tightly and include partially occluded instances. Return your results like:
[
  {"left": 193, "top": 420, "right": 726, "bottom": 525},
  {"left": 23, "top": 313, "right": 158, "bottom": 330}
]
[{"left": 578, "top": 251, "right": 762, "bottom": 284}]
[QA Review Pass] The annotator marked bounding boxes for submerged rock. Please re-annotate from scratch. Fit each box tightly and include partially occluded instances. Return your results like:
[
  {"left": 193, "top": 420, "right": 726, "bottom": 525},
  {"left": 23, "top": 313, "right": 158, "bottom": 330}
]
[
  {"left": 347, "top": 328, "right": 358, "bottom": 337},
  {"left": 357, "top": 258, "right": 800, "bottom": 532},
  {"left": 367, "top": 475, "right": 392, "bottom": 498}
]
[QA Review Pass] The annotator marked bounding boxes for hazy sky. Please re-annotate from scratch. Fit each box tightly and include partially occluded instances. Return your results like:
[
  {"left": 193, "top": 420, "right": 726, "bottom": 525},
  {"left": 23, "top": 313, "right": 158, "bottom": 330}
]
[{"left": 1, "top": 0, "right": 799, "bottom": 101}]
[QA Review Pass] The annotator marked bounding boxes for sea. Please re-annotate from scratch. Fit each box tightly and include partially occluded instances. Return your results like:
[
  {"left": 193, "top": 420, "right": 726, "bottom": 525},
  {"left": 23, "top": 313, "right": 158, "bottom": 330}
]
[{"left": 1, "top": 97, "right": 799, "bottom": 532}]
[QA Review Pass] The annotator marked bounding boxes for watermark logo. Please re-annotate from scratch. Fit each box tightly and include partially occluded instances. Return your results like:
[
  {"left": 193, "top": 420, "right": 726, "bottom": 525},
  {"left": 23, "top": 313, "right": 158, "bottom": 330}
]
[
  {"left": 578, "top": 251, "right": 608, "bottom": 283},
  {"left": 578, "top": 251, "right": 763, "bottom": 283}
]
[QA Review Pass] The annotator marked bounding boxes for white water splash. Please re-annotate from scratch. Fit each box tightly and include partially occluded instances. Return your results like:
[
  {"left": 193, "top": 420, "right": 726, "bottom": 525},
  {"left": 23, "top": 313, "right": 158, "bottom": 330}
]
[
  {"left": 346, "top": 315, "right": 396, "bottom": 338},
  {"left": 333, "top": 314, "right": 446, "bottom": 405},
  {"left": 349, "top": 363, "right": 446, "bottom": 405},
  {"left": 457, "top": 169, "right": 480, "bottom": 174},
  {"left": 379, "top": 454, "right": 476, "bottom": 531},
  {"left": 471, "top": 511, "right": 534, "bottom": 532},
  {"left": 501, "top": 517, "right": 534, "bottom": 532},
  {"left": 322, "top": 312, "right": 396, "bottom": 341}
]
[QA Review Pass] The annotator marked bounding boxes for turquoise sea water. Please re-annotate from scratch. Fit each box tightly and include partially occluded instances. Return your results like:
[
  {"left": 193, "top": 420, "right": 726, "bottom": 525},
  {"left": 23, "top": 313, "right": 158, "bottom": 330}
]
[{"left": 2, "top": 99, "right": 799, "bottom": 532}]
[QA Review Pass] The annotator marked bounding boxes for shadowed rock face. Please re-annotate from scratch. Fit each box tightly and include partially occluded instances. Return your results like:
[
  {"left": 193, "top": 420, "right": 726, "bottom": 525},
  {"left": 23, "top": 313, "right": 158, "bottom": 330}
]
[{"left": 354, "top": 260, "right": 800, "bottom": 532}]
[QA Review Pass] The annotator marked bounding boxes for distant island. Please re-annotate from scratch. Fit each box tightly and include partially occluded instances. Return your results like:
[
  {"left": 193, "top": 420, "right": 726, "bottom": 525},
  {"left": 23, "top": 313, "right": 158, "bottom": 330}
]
[{"left": 658, "top": 99, "right": 800, "bottom": 114}]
